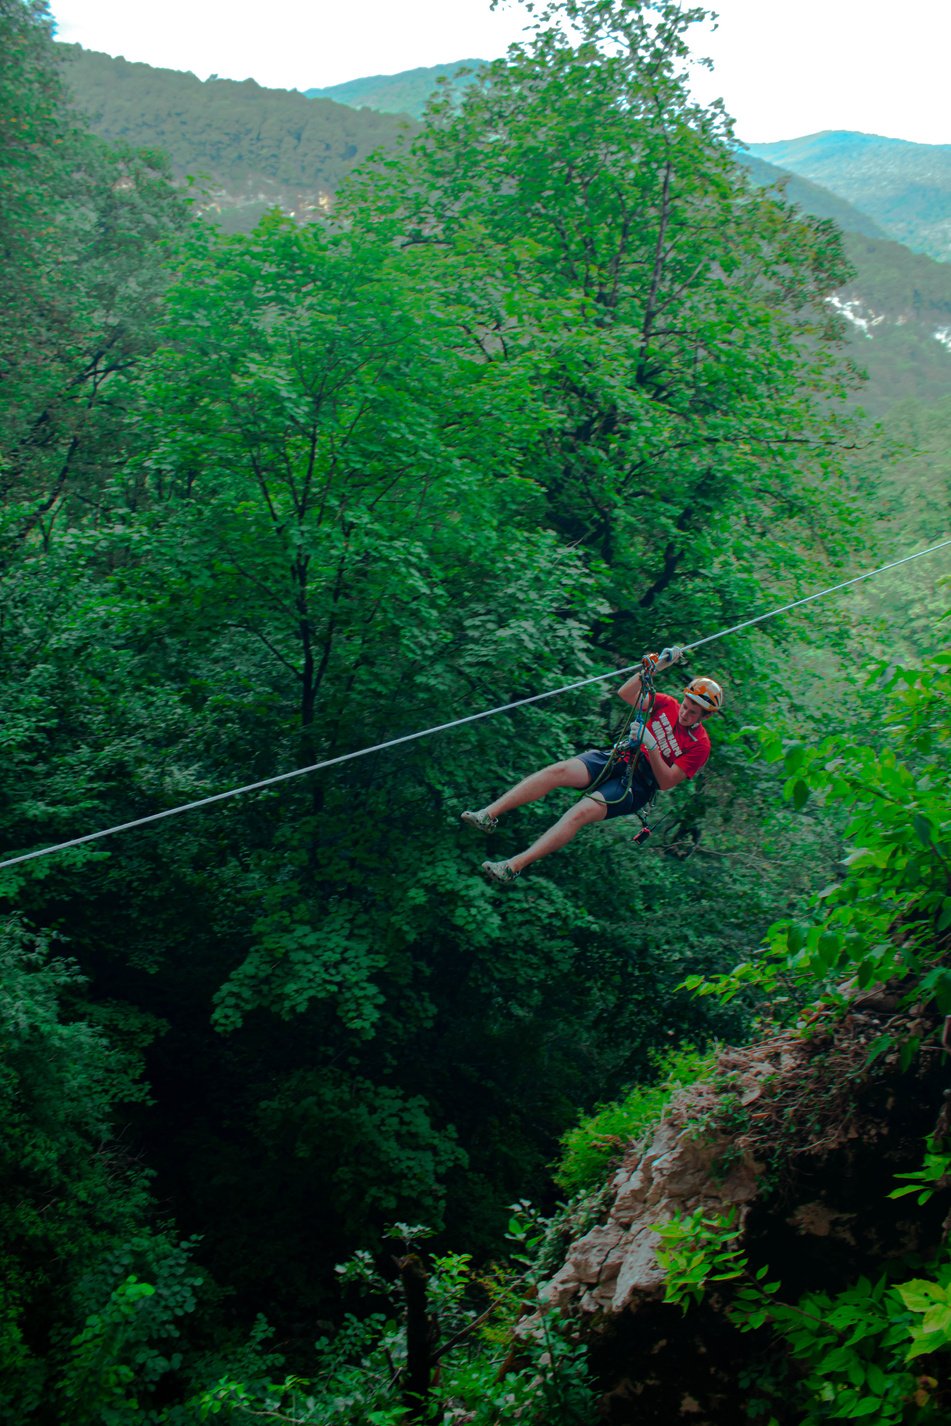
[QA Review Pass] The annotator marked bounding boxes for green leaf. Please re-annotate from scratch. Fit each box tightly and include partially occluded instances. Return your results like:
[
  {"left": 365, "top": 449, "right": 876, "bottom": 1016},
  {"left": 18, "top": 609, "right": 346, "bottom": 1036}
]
[
  {"left": 922, "top": 1305, "right": 951, "bottom": 1336},
  {"left": 845, "top": 1356, "right": 866, "bottom": 1388},
  {"left": 897, "top": 1281, "right": 939, "bottom": 1314},
  {"left": 786, "top": 922, "right": 807, "bottom": 953},
  {"left": 783, "top": 743, "right": 806, "bottom": 774},
  {"left": 865, "top": 1363, "right": 888, "bottom": 1395},
  {"left": 816, "top": 930, "right": 841, "bottom": 970},
  {"left": 791, "top": 779, "right": 810, "bottom": 811}
]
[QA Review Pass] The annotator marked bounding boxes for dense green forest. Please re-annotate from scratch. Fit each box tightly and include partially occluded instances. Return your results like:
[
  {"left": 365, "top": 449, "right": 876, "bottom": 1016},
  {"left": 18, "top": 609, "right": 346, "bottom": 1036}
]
[
  {"left": 57, "top": 42, "right": 413, "bottom": 228},
  {"left": 1, "top": 0, "right": 949, "bottom": 1421}
]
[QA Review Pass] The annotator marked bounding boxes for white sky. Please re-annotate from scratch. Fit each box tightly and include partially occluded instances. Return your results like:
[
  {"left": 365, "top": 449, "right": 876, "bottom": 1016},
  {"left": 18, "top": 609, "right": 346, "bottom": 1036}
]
[{"left": 49, "top": 0, "right": 950, "bottom": 146}]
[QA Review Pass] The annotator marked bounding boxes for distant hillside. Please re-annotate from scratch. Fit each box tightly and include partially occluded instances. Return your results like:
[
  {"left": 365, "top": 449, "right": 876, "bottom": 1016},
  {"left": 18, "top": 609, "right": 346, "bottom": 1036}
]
[
  {"left": 305, "top": 59, "right": 486, "bottom": 120},
  {"left": 57, "top": 44, "right": 416, "bottom": 230},
  {"left": 747, "top": 131, "right": 951, "bottom": 262},
  {"left": 738, "top": 152, "right": 886, "bottom": 240},
  {"left": 832, "top": 233, "right": 951, "bottom": 414},
  {"left": 735, "top": 149, "right": 951, "bottom": 413},
  {"left": 51, "top": 43, "right": 951, "bottom": 412}
]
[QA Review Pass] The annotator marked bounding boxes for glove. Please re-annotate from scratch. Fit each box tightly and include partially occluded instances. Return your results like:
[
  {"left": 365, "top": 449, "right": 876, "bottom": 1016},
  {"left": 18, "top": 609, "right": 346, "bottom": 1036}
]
[
  {"left": 618, "top": 721, "right": 657, "bottom": 753},
  {"left": 641, "top": 646, "right": 684, "bottom": 673}
]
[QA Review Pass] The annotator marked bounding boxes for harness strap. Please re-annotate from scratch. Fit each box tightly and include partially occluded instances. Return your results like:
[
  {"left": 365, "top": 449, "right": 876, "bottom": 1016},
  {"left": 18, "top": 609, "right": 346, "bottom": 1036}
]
[{"left": 583, "top": 670, "right": 657, "bottom": 806}]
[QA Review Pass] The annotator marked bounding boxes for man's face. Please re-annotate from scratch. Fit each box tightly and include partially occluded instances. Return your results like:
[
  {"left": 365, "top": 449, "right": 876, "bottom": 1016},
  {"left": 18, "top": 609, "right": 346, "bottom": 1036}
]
[{"left": 678, "top": 699, "right": 708, "bottom": 729}]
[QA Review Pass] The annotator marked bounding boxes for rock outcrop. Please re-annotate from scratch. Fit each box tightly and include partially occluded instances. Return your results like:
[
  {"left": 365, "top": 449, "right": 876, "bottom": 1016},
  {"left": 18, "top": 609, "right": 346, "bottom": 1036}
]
[
  {"left": 542, "top": 1042, "right": 801, "bottom": 1319},
  {"left": 532, "top": 991, "right": 948, "bottom": 1423}
]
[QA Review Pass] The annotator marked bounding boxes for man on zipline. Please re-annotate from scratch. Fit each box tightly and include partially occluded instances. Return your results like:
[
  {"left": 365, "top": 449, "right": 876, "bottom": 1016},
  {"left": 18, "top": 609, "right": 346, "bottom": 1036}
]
[{"left": 461, "top": 647, "right": 723, "bottom": 883}]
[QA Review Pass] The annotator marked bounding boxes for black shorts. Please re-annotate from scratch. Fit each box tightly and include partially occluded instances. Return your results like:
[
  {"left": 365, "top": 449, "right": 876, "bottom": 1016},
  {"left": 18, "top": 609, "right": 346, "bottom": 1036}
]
[{"left": 577, "top": 749, "right": 658, "bottom": 821}]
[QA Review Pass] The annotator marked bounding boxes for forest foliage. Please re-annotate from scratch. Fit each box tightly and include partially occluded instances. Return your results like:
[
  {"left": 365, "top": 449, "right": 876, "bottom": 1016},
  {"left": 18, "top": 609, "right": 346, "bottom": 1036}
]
[
  {"left": 58, "top": 42, "right": 414, "bottom": 227},
  {"left": 0, "top": 0, "right": 948, "bottom": 1421}
]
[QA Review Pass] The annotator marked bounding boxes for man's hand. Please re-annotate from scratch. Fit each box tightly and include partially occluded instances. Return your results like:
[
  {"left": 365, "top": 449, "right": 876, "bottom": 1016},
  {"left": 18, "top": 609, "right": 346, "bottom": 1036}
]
[
  {"left": 642, "top": 645, "right": 684, "bottom": 673},
  {"left": 619, "top": 727, "right": 656, "bottom": 752}
]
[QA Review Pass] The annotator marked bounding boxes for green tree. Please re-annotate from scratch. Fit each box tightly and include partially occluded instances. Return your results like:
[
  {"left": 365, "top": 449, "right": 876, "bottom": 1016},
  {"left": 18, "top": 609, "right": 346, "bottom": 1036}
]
[
  {"left": 0, "top": 1, "right": 190, "bottom": 561},
  {"left": 0, "top": 0, "right": 887, "bottom": 1386},
  {"left": 345, "top": 0, "right": 860, "bottom": 655},
  {"left": 0, "top": 918, "right": 209, "bottom": 1423}
]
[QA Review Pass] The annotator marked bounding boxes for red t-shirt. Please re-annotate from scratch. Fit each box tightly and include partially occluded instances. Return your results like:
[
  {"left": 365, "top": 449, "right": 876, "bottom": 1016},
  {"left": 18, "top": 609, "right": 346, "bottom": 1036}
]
[{"left": 642, "top": 691, "right": 710, "bottom": 780}]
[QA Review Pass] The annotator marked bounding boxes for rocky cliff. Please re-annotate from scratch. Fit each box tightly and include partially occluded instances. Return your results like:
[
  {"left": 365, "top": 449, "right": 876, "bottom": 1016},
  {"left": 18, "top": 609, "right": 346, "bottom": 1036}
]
[{"left": 533, "top": 987, "right": 949, "bottom": 1423}]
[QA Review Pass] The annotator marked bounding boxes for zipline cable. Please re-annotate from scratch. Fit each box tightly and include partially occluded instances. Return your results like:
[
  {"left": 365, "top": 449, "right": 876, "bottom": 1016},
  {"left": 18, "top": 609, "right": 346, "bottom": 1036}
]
[
  {"left": 682, "top": 536, "right": 951, "bottom": 652},
  {"left": 1, "top": 536, "right": 949, "bottom": 873}
]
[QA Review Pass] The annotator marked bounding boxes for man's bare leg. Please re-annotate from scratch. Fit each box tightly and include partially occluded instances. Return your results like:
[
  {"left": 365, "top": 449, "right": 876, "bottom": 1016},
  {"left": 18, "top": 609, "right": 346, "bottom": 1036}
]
[
  {"left": 506, "top": 795, "right": 607, "bottom": 873},
  {"left": 482, "top": 757, "right": 592, "bottom": 819}
]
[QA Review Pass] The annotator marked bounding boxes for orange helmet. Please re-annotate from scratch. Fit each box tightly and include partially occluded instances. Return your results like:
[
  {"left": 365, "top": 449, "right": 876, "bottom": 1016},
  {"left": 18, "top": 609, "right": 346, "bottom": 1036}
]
[{"left": 683, "top": 677, "right": 724, "bottom": 713}]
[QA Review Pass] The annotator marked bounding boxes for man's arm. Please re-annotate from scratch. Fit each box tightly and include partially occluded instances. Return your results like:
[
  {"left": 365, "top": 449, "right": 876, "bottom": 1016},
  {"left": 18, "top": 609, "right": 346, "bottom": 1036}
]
[
  {"left": 640, "top": 747, "right": 687, "bottom": 790},
  {"left": 618, "top": 648, "right": 689, "bottom": 790},
  {"left": 619, "top": 647, "right": 684, "bottom": 707},
  {"left": 618, "top": 671, "right": 644, "bottom": 707}
]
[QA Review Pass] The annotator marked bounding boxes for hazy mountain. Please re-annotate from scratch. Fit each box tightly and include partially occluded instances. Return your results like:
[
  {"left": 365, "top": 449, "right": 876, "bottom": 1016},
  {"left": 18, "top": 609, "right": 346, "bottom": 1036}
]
[
  {"left": 305, "top": 59, "right": 486, "bottom": 120},
  {"left": 738, "top": 152, "right": 887, "bottom": 240},
  {"left": 834, "top": 233, "right": 951, "bottom": 414},
  {"left": 53, "top": 43, "right": 951, "bottom": 412},
  {"left": 57, "top": 43, "right": 415, "bottom": 230},
  {"left": 739, "top": 150, "right": 951, "bottom": 413},
  {"left": 747, "top": 131, "right": 951, "bottom": 262}
]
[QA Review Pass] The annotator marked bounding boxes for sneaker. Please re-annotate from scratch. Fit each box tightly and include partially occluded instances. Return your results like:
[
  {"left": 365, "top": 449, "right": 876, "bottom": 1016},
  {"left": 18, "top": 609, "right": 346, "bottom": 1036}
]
[
  {"left": 461, "top": 809, "right": 498, "bottom": 834},
  {"left": 482, "top": 859, "right": 519, "bottom": 884}
]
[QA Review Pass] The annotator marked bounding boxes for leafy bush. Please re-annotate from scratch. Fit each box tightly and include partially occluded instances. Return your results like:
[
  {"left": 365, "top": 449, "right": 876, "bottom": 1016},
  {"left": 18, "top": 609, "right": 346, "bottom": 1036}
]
[
  {"left": 199, "top": 1218, "right": 595, "bottom": 1425},
  {"left": 656, "top": 1206, "right": 951, "bottom": 1423},
  {"left": 684, "top": 652, "right": 951, "bottom": 1020},
  {"left": 554, "top": 1044, "right": 714, "bottom": 1195}
]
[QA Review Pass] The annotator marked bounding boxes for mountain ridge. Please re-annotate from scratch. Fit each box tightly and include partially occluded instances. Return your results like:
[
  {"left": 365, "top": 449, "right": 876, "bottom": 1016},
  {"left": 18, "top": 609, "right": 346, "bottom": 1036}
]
[
  {"left": 747, "top": 129, "right": 951, "bottom": 261},
  {"left": 737, "top": 151, "right": 887, "bottom": 240},
  {"left": 304, "top": 58, "right": 487, "bottom": 119},
  {"left": 59, "top": 43, "right": 951, "bottom": 260},
  {"left": 56, "top": 42, "right": 416, "bottom": 230}
]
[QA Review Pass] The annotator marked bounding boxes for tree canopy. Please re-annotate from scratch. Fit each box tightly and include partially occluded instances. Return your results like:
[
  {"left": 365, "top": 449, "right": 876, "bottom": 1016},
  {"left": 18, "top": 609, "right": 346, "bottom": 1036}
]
[{"left": 0, "top": 1, "right": 948, "bottom": 1420}]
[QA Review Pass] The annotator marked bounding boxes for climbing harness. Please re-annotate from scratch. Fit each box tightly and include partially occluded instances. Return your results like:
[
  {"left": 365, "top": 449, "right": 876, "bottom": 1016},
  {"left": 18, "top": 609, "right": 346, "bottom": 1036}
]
[
  {"left": 0, "top": 537, "right": 948, "bottom": 873},
  {"left": 582, "top": 657, "right": 659, "bottom": 824},
  {"left": 584, "top": 654, "right": 714, "bottom": 848}
]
